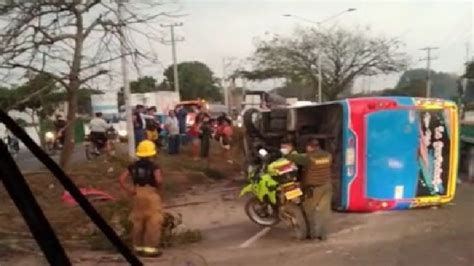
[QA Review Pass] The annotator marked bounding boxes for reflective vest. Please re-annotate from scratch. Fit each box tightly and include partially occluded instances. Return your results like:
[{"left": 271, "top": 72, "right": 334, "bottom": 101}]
[
  {"left": 302, "top": 150, "right": 332, "bottom": 187},
  {"left": 128, "top": 159, "right": 158, "bottom": 187}
]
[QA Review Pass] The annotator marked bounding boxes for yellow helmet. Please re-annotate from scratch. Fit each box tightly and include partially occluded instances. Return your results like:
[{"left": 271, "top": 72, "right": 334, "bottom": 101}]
[{"left": 136, "top": 140, "right": 157, "bottom": 157}]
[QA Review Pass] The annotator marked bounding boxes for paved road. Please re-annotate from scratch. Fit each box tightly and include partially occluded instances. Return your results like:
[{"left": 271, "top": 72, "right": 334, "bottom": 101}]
[
  {"left": 182, "top": 184, "right": 474, "bottom": 266},
  {"left": 14, "top": 145, "right": 86, "bottom": 171},
  {"left": 1, "top": 182, "right": 473, "bottom": 265}
]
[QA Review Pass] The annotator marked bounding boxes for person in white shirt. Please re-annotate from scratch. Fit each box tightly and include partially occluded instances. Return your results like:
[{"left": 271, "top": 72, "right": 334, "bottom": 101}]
[
  {"left": 89, "top": 112, "right": 109, "bottom": 153},
  {"left": 165, "top": 110, "right": 180, "bottom": 155}
]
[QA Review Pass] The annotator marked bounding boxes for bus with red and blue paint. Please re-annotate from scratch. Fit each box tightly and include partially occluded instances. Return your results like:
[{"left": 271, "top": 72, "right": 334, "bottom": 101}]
[{"left": 247, "top": 96, "right": 459, "bottom": 212}]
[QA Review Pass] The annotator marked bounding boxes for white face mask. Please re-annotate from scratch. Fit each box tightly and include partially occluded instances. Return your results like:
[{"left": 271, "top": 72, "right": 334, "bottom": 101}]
[{"left": 280, "top": 147, "right": 290, "bottom": 155}]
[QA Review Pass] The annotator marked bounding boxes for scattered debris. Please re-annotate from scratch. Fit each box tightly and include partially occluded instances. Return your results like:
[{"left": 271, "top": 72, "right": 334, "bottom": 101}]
[{"left": 61, "top": 188, "right": 115, "bottom": 207}]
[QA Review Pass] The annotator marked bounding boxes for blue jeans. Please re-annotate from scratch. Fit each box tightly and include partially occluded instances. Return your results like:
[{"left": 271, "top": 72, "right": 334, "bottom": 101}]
[
  {"left": 134, "top": 128, "right": 145, "bottom": 147},
  {"left": 168, "top": 134, "right": 180, "bottom": 155}
]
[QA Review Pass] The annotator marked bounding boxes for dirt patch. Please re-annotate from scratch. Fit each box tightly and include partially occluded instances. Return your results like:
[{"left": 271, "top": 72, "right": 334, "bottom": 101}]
[{"left": 0, "top": 139, "right": 243, "bottom": 253}]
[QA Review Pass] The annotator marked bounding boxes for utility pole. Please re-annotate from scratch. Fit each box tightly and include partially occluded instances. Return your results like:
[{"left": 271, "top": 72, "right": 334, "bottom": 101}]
[
  {"left": 318, "top": 54, "right": 322, "bottom": 102},
  {"left": 161, "top": 23, "right": 184, "bottom": 94},
  {"left": 420, "top": 47, "right": 439, "bottom": 98},
  {"left": 117, "top": 0, "right": 135, "bottom": 159}
]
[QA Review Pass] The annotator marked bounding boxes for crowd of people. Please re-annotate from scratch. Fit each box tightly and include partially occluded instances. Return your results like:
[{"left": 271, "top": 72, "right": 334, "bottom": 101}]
[{"left": 132, "top": 104, "right": 233, "bottom": 161}]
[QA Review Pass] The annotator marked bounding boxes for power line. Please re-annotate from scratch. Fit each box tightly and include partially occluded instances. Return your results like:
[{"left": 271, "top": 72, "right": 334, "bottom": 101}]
[{"left": 420, "top": 47, "right": 439, "bottom": 98}]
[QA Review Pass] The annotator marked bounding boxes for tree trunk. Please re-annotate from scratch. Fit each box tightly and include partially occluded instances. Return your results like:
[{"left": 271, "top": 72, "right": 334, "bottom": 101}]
[
  {"left": 59, "top": 11, "right": 84, "bottom": 169},
  {"left": 59, "top": 88, "right": 78, "bottom": 169}
]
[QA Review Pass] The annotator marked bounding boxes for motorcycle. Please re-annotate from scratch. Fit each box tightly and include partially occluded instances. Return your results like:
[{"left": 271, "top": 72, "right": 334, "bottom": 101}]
[
  {"left": 240, "top": 148, "right": 308, "bottom": 240},
  {"left": 44, "top": 131, "right": 62, "bottom": 155},
  {"left": 84, "top": 126, "right": 117, "bottom": 160}
]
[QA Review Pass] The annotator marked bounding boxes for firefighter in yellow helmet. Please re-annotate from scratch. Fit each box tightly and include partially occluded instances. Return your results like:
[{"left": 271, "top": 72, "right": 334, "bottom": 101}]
[
  {"left": 118, "top": 140, "right": 164, "bottom": 257},
  {"left": 281, "top": 137, "right": 333, "bottom": 240}
]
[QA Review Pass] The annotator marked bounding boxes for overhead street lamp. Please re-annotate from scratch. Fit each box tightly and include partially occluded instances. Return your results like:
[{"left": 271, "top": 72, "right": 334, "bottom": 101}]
[{"left": 283, "top": 8, "right": 357, "bottom": 103}]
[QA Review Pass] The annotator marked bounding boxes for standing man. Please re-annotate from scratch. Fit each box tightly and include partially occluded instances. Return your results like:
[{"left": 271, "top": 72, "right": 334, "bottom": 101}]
[
  {"left": 165, "top": 110, "right": 180, "bottom": 155},
  {"left": 145, "top": 107, "right": 159, "bottom": 146},
  {"left": 281, "top": 137, "right": 333, "bottom": 240},
  {"left": 133, "top": 105, "right": 146, "bottom": 147},
  {"left": 53, "top": 114, "right": 67, "bottom": 148},
  {"left": 118, "top": 140, "right": 163, "bottom": 257},
  {"left": 175, "top": 105, "right": 188, "bottom": 145},
  {"left": 199, "top": 113, "right": 212, "bottom": 160}
]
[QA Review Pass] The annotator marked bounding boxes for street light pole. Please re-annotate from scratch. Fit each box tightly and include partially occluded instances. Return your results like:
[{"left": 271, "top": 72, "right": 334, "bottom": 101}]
[
  {"left": 283, "top": 8, "right": 356, "bottom": 103},
  {"left": 117, "top": 0, "right": 135, "bottom": 159}
]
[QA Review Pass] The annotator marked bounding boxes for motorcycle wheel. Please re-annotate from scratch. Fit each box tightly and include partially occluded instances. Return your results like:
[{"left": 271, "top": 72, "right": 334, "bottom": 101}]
[
  {"left": 280, "top": 204, "right": 308, "bottom": 240},
  {"left": 46, "top": 142, "right": 56, "bottom": 156},
  {"left": 244, "top": 197, "right": 279, "bottom": 226},
  {"left": 85, "top": 144, "right": 92, "bottom": 160},
  {"left": 85, "top": 143, "right": 99, "bottom": 161}
]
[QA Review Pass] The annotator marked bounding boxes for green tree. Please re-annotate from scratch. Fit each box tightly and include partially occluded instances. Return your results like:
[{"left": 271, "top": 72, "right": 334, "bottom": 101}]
[
  {"left": 239, "top": 27, "right": 407, "bottom": 101},
  {"left": 271, "top": 77, "right": 316, "bottom": 100},
  {"left": 0, "top": 74, "right": 62, "bottom": 145},
  {"left": 0, "top": 73, "right": 101, "bottom": 145},
  {"left": 464, "top": 60, "right": 474, "bottom": 78},
  {"left": 0, "top": 87, "right": 14, "bottom": 107},
  {"left": 163, "top": 61, "right": 222, "bottom": 101},
  {"left": 396, "top": 69, "right": 458, "bottom": 99},
  {"left": 0, "top": 1, "right": 173, "bottom": 167},
  {"left": 130, "top": 76, "right": 158, "bottom": 93},
  {"left": 461, "top": 61, "right": 474, "bottom": 111}
]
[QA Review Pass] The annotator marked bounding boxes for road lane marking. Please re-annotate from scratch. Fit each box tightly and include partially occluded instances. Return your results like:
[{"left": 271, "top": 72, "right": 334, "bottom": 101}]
[{"left": 239, "top": 227, "right": 272, "bottom": 248}]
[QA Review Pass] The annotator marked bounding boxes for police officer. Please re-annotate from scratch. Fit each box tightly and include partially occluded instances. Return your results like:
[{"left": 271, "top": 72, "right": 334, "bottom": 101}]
[
  {"left": 118, "top": 140, "right": 164, "bottom": 257},
  {"left": 281, "top": 137, "right": 332, "bottom": 240}
]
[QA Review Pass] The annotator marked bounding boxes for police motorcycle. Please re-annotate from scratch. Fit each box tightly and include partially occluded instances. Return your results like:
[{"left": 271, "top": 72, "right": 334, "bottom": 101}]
[{"left": 240, "top": 146, "right": 308, "bottom": 240}]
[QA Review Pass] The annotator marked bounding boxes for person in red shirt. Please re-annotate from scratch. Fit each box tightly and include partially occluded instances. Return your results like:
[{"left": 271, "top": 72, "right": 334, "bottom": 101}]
[
  {"left": 188, "top": 121, "right": 200, "bottom": 160},
  {"left": 219, "top": 118, "right": 233, "bottom": 163}
]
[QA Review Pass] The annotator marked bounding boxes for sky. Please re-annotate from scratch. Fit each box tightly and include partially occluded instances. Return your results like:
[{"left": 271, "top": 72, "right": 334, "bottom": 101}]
[
  {"left": 126, "top": 0, "right": 473, "bottom": 93},
  {"left": 1, "top": 0, "right": 471, "bottom": 94}
]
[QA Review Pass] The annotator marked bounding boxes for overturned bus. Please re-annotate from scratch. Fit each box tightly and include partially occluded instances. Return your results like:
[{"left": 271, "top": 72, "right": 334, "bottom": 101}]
[{"left": 243, "top": 97, "right": 459, "bottom": 212}]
